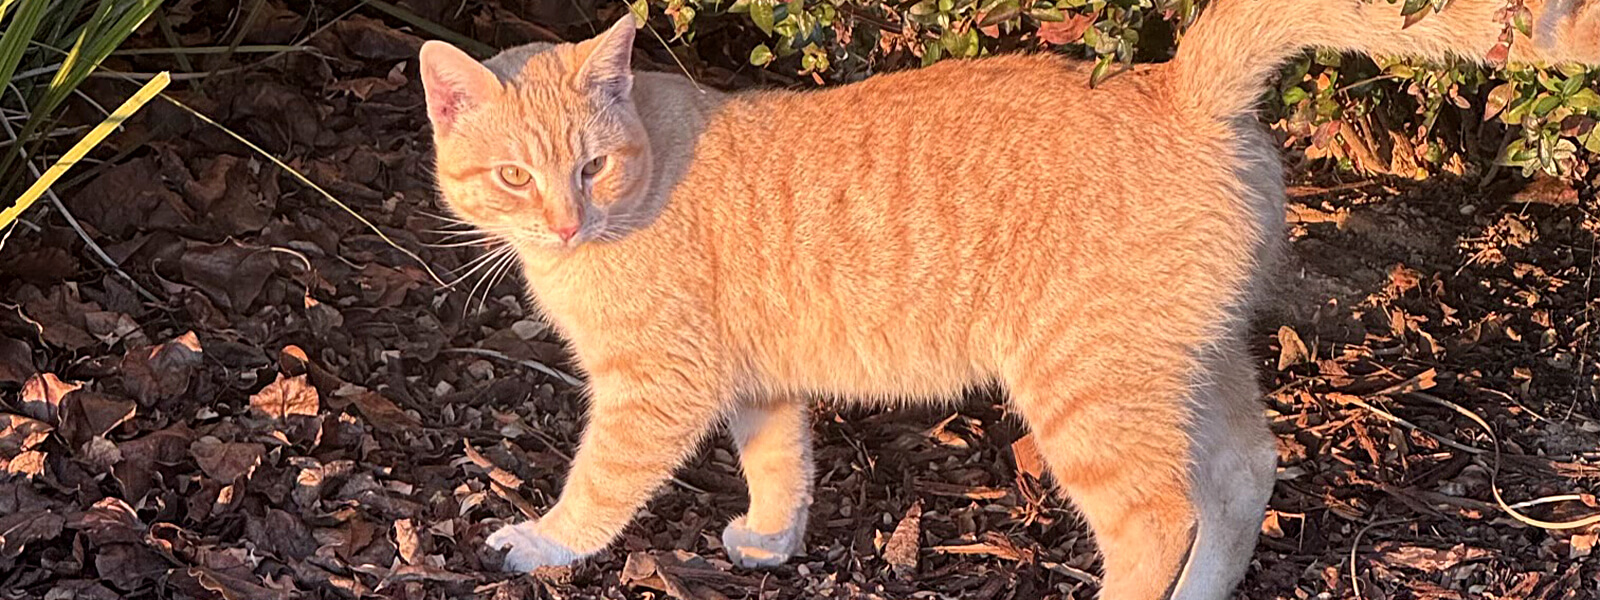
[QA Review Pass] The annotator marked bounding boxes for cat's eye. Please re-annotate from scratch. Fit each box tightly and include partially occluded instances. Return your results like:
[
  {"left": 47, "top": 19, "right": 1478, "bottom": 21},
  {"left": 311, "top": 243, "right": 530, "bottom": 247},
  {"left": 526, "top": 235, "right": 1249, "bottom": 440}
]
[
  {"left": 497, "top": 165, "right": 532, "bottom": 188},
  {"left": 582, "top": 156, "right": 607, "bottom": 178}
]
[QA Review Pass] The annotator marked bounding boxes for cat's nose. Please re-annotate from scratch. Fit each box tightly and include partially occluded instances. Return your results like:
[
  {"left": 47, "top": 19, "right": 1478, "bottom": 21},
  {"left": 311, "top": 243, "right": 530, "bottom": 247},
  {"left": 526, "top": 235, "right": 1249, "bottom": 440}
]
[{"left": 553, "top": 223, "right": 579, "bottom": 242}]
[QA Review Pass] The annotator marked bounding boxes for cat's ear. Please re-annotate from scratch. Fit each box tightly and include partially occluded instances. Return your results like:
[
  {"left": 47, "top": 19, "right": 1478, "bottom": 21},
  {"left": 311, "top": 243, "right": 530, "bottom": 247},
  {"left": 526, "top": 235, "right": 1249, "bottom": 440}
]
[
  {"left": 576, "top": 16, "right": 637, "bottom": 104},
  {"left": 419, "top": 41, "right": 501, "bottom": 135}
]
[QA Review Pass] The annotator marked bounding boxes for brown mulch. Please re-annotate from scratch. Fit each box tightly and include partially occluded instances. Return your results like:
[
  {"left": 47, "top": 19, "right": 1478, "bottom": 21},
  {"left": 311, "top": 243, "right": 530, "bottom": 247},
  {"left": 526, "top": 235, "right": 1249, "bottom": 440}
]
[{"left": 2, "top": 2, "right": 1598, "bottom": 599}]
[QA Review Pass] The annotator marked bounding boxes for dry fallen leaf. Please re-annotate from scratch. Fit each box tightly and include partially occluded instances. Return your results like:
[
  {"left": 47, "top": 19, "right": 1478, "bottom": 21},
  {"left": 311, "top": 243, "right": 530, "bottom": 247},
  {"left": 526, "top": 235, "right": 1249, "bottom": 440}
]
[
  {"left": 0, "top": 337, "right": 37, "bottom": 384},
  {"left": 179, "top": 240, "right": 280, "bottom": 312},
  {"left": 20, "top": 372, "right": 82, "bottom": 423},
  {"left": 19, "top": 285, "right": 103, "bottom": 351},
  {"left": 394, "top": 518, "right": 423, "bottom": 565},
  {"left": 58, "top": 391, "right": 137, "bottom": 450},
  {"left": 0, "top": 509, "right": 65, "bottom": 561},
  {"left": 334, "top": 384, "right": 421, "bottom": 431},
  {"left": 118, "top": 332, "right": 204, "bottom": 405},
  {"left": 462, "top": 440, "right": 525, "bottom": 490},
  {"left": 190, "top": 437, "right": 265, "bottom": 483},
  {"left": 0, "top": 413, "right": 52, "bottom": 456},
  {"left": 931, "top": 532, "right": 1034, "bottom": 563},
  {"left": 884, "top": 501, "right": 922, "bottom": 578},
  {"left": 1377, "top": 542, "right": 1492, "bottom": 571},
  {"left": 112, "top": 423, "right": 195, "bottom": 502},
  {"left": 249, "top": 373, "right": 320, "bottom": 420},
  {"left": 1276, "top": 326, "right": 1311, "bottom": 371},
  {"left": 1570, "top": 533, "right": 1596, "bottom": 559}
]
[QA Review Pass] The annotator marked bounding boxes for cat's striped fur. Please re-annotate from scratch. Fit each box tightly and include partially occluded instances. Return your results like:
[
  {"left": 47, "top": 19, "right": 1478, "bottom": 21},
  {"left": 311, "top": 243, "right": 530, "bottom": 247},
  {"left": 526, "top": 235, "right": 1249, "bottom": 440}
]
[{"left": 420, "top": 1, "right": 1598, "bottom": 597}]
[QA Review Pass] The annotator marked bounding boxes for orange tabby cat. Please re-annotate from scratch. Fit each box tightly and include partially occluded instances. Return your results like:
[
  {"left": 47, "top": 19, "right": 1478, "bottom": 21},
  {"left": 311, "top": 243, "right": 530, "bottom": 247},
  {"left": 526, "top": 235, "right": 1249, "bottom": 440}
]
[{"left": 419, "top": 0, "right": 1598, "bottom": 596}]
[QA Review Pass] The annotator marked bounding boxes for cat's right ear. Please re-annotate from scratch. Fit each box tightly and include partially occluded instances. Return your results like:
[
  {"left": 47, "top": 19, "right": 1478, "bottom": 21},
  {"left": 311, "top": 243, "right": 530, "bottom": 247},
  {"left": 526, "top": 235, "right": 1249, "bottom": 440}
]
[{"left": 419, "top": 41, "right": 501, "bottom": 136}]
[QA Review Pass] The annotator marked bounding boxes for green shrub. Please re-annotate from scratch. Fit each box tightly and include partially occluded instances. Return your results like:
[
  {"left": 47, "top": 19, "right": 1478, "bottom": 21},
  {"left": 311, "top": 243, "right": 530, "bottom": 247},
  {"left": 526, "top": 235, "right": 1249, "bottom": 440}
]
[{"left": 635, "top": 0, "right": 1596, "bottom": 179}]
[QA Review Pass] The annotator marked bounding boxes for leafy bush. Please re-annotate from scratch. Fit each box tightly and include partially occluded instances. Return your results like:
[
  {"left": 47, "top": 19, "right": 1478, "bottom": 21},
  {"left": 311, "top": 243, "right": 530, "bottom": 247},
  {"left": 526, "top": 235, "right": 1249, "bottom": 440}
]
[{"left": 634, "top": 0, "right": 1597, "bottom": 179}]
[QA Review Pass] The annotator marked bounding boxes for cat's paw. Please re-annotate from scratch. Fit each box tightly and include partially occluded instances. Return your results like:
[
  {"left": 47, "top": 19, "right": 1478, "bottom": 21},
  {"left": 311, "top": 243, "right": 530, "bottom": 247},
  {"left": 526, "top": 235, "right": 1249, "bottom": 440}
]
[
  {"left": 486, "top": 521, "right": 582, "bottom": 572},
  {"left": 721, "top": 515, "right": 804, "bottom": 568}
]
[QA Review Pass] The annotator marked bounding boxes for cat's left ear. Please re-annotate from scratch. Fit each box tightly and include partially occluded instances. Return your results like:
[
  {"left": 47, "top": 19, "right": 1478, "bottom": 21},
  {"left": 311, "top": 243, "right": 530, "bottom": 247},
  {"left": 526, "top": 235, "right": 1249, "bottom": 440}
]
[
  {"left": 419, "top": 41, "right": 501, "bottom": 136},
  {"left": 576, "top": 16, "right": 637, "bottom": 104}
]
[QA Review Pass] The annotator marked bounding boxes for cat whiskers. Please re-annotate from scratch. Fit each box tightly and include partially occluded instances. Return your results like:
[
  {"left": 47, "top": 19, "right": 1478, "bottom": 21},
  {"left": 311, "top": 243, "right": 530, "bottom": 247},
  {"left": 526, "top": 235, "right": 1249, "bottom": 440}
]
[
  {"left": 463, "top": 244, "right": 522, "bottom": 316},
  {"left": 443, "top": 243, "right": 516, "bottom": 288}
]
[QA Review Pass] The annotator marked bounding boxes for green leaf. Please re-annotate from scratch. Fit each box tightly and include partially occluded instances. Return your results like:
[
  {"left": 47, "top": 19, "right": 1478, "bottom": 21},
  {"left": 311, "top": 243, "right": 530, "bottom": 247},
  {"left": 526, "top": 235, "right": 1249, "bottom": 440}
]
[
  {"left": 1399, "top": 0, "right": 1429, "bottom": 16},
  {"left": 1089, "top": 55, "right": 1111, "bottom": 87},
  {"left": 1569, "top": 88, "right": 1600, "bottom": 111},
  {"left": 909, "top": 0, "right": 940, "bottom": 24},
  {"left": 1502, "top": 97, "right": 1531, "bottom": 125},
  {"left": 1537, "top": 72, "right": 1564, "bottom": 93},
  {"left": 1556, "top": 63, "right": 1590, "bottom": 78},
  {"left": 1532, "top": 93, "right": 1563, "bottom": 116},
  {"left": 978, "top": 0, "right": 1021, "bottom": 26},
  {"left": 751, "top": 0, "right": 775, "bottom": 34},
  {"left": 749, "top": 43, "right": 773, "bottom": 66},
  {"left": 1582, "top": 128, "right": 1600, "bottom": 153},
  {"left": 1028, "top": 6, "right": 1064, "bottom": 20},
  {"left": 1081, "top": 25, "right": 1101, "bottom": 49},
  {"left": 1281, "top": 86, "right": 1309, "bottom": 105},
  {"left": 922, "top": 39, "right": 944, "bottom": 67},
  {"left": 941, "top": 27, "right": 970, "bottom": 56},
  {"left": 1513, "top": 5, "right": 1533, "bottom": 37},
  {"left": 630, "top": 0, "right": 649, "bottom": 24},
  {"left": 1559, "top": 75, "right": 1585, "bottom": 97},
  {"left": 962, "top": 28, "right": 981, "bottom": 56}
]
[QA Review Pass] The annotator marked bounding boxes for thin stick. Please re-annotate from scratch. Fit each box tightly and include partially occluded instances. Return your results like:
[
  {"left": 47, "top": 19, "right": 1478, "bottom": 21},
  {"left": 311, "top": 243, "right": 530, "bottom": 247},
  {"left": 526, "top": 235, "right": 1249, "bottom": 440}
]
[
  {"left": 1407, "top": 392, "right": 1600, "bottom": 530},
  {"left": 438, "top": 347, "right": 583, "bottom": 387},
  {"left": 1349, "top": 518, "right": 1409, "bottom": 599},
  {"left": 153, "top": 94, "right": 449, "bottom": 286},
  {"left": 0, "top": 221, "right": 15, "bottom": 254}
]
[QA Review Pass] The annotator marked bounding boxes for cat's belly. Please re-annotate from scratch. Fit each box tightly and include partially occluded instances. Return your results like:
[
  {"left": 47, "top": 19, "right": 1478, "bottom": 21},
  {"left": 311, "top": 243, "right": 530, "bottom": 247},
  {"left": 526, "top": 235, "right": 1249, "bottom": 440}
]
[{"left": 741, "top": 306, "right": 997, "bottom": 401}]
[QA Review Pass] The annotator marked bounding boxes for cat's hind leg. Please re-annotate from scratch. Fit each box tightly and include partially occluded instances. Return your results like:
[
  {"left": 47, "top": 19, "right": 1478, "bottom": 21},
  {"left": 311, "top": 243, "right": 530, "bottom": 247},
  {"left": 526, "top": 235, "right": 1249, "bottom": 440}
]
[
  {"left": 1006, "top": 336, "right": 1273, "bottom": 600},
  {"left": 1169, "top": 338, "right": 1277, "bottom": 598},
  {"left": 721, "top": 396, "right": 814, "bottom": 568}
]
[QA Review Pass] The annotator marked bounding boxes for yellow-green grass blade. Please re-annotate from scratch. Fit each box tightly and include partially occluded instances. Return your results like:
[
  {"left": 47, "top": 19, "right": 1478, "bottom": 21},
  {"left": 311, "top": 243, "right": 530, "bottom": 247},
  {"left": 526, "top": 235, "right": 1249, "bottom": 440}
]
[{"left": 0, "top": 71, "right": 169, "bottom": 230}]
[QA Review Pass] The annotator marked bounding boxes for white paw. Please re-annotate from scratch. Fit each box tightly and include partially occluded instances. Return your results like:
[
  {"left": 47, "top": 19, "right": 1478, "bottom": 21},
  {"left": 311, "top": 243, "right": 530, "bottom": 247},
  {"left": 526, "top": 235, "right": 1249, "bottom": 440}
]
[
  {"left": 485, "top": 521, "right": 582, "bottom": 572},
  {"left": 721, "top": 515, "right": 804, "bottom": 568}
]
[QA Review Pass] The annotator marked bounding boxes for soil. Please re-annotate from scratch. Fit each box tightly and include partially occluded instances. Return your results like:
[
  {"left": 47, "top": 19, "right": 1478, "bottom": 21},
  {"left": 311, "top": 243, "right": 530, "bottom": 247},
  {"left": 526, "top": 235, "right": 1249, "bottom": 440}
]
[{"left": 1, "top": 2, "right": 1597, "bottom": 599}]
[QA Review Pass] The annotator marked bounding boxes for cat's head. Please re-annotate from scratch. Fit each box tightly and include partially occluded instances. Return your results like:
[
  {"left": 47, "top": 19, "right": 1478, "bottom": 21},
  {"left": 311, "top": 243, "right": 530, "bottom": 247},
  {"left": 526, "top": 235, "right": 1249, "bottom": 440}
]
[{"left": 420, "top": 17, "right": 653, "bottom": 250}]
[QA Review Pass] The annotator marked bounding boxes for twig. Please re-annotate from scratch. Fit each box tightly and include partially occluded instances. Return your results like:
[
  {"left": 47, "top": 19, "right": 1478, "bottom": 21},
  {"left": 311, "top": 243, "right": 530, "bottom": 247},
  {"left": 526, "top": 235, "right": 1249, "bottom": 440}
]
[
  {"left": 1407, "top": 391, "right": 1600, "bottom": 530},
  {"left": 1472, "top": 385, "right": 1553, "bottom": 424},
  {"left": 439, "top": 347, "right": 583, "bottom": 387},
  {"left": 1337, "top": 394, "right": 1486, "bottom": 455},
  {"left": 151, "top": 93, "right": 449, "bottom": 286},
  {"left": 0, "top": 221, "right": 16, "bottom": 254},
  {"left": 1349, "top": 518, "right": 1409, "bottom": 599}
]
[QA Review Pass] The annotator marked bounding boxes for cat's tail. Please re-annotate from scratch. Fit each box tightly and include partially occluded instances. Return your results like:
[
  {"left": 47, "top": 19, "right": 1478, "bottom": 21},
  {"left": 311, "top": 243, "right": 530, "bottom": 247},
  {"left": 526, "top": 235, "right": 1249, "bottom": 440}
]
[{"left": 1170, "top": 0, "right": 1600, "bottom": 122}]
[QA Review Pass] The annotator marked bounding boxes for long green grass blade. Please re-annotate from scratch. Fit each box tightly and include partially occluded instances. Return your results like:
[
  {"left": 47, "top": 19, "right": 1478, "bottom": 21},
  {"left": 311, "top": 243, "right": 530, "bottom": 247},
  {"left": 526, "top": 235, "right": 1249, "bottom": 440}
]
[{"left": 0, "top": 0, "right": 50, "bottom": 95}]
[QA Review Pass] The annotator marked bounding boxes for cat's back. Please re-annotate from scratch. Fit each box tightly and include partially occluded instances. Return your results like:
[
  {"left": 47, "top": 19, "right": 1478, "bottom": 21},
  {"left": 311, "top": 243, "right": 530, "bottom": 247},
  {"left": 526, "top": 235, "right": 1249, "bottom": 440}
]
[{"left": 637, "top": 53, "right": 1275, "bottom": 396}]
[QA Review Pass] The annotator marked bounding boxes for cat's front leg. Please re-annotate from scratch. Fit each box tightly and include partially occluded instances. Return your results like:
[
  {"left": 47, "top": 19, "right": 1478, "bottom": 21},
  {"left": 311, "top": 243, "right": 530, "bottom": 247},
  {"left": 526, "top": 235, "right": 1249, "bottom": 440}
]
[
  {"left": 722, "top": 397, "right": 814, "bottom": 568},
  {"left": 486, "top": 363, "right": 726, "bottom": 572}
]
